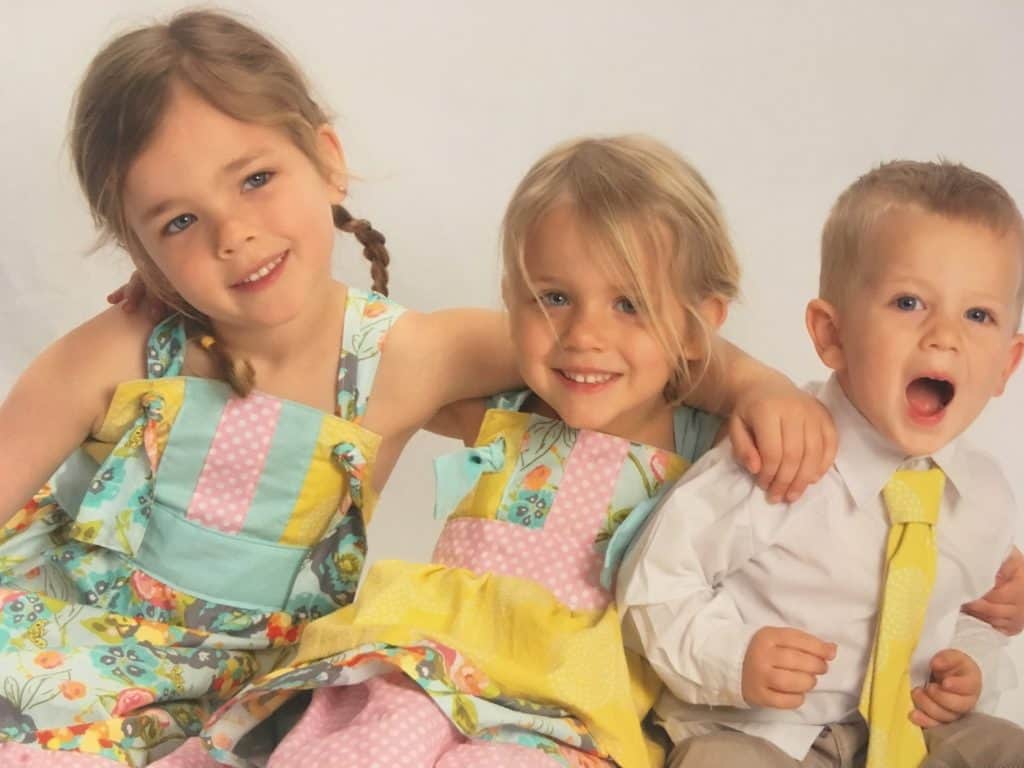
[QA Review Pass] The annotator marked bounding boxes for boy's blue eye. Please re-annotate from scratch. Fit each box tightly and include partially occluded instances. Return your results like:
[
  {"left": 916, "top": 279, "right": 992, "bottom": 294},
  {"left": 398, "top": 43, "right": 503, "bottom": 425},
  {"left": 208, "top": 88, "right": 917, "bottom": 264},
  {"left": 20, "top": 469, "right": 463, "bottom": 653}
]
[
  {"left": 539, "top": 291, "right": 569, "bottom": 307},
  {"left": 615, "top": 297, "right": 638, "bottom": 314},
  {"left": 243, "top": 171, "right": 274, "bottom": 190},
  {"left": 965, "top": 307, "right": 992, "bottom": 324},
  {"left": 164, "top": 213, "right": 197, "bottom": 236},
  {"left": 894, "top": 295, "right": 922, "bottom": 311}
]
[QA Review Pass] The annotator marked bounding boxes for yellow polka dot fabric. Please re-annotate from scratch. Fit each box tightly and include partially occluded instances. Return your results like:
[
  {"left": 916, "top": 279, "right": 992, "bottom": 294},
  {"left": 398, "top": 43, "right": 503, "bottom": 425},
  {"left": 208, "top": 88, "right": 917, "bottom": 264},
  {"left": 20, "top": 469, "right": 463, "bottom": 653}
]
[{"left": 860, "top": 467, "right": 945, "bottom": 768}]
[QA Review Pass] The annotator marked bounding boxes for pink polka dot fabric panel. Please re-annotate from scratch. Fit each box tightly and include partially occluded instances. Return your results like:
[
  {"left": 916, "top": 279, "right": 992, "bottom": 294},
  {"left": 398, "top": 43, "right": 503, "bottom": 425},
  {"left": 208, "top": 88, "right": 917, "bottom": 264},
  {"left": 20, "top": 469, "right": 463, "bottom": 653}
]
[
  {"left": 434, "top": 431, "right": 628, "bottom": 611},
  {"left": 188, "top": 393, "right": 281, "bottom": 533}
]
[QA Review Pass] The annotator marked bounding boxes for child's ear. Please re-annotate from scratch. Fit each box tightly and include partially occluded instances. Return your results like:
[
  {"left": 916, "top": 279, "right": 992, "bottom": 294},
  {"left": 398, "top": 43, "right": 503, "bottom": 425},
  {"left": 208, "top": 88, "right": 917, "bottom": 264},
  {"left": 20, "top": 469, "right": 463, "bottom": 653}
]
[
  {"left": 994, "top": 332, "right": 1024, "bottom": 396},
  {"left": 698, "top": 294, "right": 729, "bottom": 331},
  {"left": 316, "top": 124, "right": 347, "bottom": 204},
  {"left": 680, "top": 295, "right": 728, "bottom": 361},
  {"left": 805, "top": 298, "right": 845, "bottom": 371}
]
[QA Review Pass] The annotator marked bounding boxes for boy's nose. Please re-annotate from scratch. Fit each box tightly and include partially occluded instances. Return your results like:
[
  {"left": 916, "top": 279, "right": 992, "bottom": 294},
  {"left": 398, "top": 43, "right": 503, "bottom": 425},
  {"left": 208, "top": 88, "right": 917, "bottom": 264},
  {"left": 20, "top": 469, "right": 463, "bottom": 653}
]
[{"left": 922, "top": 317, "right": 960, "bottom": 352}]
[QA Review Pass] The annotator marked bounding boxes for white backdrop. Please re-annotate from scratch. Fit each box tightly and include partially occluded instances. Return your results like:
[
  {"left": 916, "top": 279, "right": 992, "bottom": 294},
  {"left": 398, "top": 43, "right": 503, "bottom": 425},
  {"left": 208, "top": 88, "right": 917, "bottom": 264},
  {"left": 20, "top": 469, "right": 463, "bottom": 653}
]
[{"left": 2, "top": 1, "right": 1022, "bottom": 722}]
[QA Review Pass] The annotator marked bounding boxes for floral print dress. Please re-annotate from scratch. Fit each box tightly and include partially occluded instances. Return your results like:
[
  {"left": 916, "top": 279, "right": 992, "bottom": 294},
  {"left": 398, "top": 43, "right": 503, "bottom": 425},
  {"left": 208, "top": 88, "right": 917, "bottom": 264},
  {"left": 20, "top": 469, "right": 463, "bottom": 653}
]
[
  {"left": 0, "top": 288, "right": 404, "bottom": 765},
  {"left": 193, "top": 391, "right": 721, "bottom": 768}
]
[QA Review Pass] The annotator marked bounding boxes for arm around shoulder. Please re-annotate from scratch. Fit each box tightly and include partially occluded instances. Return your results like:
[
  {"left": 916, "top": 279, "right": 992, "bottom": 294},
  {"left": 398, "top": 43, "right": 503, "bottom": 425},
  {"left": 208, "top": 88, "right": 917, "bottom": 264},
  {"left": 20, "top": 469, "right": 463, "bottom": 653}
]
[
  {"left": 368, "top": 307, "right": 521, "bottom": 431},
  {"left": 0, "top": 306, "right": 150, "bottom": 522}
]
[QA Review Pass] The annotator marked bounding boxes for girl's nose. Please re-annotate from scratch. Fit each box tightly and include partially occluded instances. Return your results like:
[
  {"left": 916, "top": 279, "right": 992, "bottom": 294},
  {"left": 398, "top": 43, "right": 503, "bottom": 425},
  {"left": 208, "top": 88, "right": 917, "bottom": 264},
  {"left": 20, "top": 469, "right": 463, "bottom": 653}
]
[
  {"left": 216, "top": 217, "right": 257, "bottom": 259},
  {"left": 560, "top": 306, "right": 607, "bottom": 351}
]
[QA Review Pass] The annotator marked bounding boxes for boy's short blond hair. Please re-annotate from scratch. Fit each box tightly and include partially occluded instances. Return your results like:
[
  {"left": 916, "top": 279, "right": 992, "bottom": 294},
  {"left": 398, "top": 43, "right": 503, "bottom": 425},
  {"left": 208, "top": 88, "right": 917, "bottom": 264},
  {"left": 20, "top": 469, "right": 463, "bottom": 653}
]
[{"left": 821, "top": 160, "right": 1024, "bottom": 316}]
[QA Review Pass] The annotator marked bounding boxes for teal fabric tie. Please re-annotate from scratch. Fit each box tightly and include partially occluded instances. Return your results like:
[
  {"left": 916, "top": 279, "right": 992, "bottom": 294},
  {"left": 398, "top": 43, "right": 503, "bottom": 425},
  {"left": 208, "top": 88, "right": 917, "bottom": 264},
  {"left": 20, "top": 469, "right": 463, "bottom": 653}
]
[
  {"left": 600, "top": 492, "right": 662, "bottom": 590},
  {"left": 433, "top": 437, "right": 506, "bottom": 520}
]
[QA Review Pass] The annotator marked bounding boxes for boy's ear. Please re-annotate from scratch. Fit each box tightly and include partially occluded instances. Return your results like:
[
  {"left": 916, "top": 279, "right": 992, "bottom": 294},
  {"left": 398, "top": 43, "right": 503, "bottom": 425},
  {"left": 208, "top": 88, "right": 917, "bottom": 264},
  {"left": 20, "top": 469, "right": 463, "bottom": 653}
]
[
  {"left": 994, "top": 332, "right": 1024, "bottom": 396},
  {"left": 805, "top": 298, "right": 845, "bottom": 371},
  {"left": 316, "top": 124, "right": 347, "bottom": 204}
]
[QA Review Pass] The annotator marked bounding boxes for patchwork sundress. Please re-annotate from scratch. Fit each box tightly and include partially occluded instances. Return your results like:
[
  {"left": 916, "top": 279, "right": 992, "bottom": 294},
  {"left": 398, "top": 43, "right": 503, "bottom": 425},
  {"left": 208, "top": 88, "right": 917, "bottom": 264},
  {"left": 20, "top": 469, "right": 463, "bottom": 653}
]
[
  {"left": 0, "top": 288, "right": 404, "bottom": 765},
  {"left": 197, "top": 391, "right": 720, "bottom": 768}
]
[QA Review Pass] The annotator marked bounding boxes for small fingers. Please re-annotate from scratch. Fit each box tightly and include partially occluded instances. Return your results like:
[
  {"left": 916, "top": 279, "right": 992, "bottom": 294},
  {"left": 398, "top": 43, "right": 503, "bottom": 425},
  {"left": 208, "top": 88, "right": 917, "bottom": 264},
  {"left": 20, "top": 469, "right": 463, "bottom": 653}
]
[
  {"left": 773, "top": 647, "right": 829, "bottom": 677},
  {"left": 765, "top": 668, "right": 819, "bottom": 698},
  {"left": 909, "top": 707, "right": 942, "bottom": 729},
  {"left": 962, "top": 597, "right": 1017, "bottom": 625},
  {"left": 935, "top": 673, "right": 978, "bottom": 698},
  {"left": 910, "top": 685, "right": 962, "bottom": 725},
  {"left": 728, "top": 418, "right": 761, "bottom": 476},
  {"left": 774, "top": 628, "right": 837, "bottom": 662},
  {"left": 765, "top": 417, "right": 803, "bottom": 503},
  {"left": 783, "top": 421, "right": 823, "bottom": 503},
  {"left": 818, "top": 414, "right": 838, "bottom": 477},
  {"left": 751, "top": 416, "right": 783, "bottom": 491}
]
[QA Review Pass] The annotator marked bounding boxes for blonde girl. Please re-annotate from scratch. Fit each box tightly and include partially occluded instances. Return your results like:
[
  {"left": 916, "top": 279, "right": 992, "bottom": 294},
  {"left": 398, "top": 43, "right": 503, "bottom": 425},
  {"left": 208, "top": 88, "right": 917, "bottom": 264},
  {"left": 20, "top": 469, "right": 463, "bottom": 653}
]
[
  {"left": 0, "top": 11, "right": 849, "bottom": 767},
  {"left": 167, "top": 135, "right": 813, "bottom": 768}
]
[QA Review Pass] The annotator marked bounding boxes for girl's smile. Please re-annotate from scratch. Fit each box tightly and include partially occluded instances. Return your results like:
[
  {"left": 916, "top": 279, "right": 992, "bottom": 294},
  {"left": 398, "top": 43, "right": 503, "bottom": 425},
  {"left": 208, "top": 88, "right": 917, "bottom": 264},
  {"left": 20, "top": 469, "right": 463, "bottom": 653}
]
[
  {"left": 231, "top": 250, "right": 290, "bottom": 291},
  {"left": 506, "top": 204, "right": 683, "bottom": 448},
  {"left": 123, "top": 82, "right": 344, "bottom": 340}
]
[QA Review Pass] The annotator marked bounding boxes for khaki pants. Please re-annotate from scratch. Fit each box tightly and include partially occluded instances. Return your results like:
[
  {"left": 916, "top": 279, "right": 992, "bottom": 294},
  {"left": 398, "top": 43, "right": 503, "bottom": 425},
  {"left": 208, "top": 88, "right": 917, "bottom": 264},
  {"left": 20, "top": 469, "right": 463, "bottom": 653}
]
[{"left": 666, "top": 714, "right": 1024, "bottom": 768}]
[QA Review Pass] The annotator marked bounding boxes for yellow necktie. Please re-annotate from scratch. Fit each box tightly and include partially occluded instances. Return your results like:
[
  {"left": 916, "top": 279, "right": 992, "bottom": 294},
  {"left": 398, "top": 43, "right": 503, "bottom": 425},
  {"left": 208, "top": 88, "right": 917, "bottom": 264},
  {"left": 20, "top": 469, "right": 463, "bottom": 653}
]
[{"left": 860, "top": 467, "right": 945, "bottom": 768}]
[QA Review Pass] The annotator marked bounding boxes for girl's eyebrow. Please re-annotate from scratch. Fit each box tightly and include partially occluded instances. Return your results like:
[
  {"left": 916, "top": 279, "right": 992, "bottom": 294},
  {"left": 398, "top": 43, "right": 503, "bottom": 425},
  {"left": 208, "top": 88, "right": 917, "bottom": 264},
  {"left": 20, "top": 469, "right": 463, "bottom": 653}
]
[
  {"left": 220, "top": 149, "right": 271, "bottom": 176},
  {"left": 143, "top": 150, "right": 272, "bottom": 222}
]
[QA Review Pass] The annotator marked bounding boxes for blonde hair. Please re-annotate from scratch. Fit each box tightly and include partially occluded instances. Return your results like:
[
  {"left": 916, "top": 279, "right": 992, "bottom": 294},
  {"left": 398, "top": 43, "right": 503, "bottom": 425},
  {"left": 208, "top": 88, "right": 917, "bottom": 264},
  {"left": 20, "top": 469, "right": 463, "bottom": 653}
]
[
  {"left": 70, "top": 10, "right": 390, "bottom": 395},
  {"left": 501, "top": 135, "right": 740, "bottom": 402},
  {"left": 821, "top": 160, "right": 1024, "bottom": 313}
]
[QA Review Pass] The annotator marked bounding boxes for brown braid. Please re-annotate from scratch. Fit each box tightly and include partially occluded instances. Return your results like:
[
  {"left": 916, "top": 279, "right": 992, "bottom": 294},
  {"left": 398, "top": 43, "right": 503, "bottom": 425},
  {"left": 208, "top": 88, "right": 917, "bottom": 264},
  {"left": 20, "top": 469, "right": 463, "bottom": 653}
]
[
  {"left": 332, "top": 205, "right": 390, "bottom": 295},
  {"left": 183, "top": 318, "right": 256, "bottom": 398}
]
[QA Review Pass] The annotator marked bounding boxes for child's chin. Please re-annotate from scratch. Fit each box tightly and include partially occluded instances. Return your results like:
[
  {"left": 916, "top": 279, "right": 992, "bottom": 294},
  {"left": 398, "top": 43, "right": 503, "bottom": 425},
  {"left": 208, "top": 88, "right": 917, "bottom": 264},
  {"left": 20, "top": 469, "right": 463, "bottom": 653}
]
[{"left": 889, "top": 425, "right": 955, "bottom": 458}]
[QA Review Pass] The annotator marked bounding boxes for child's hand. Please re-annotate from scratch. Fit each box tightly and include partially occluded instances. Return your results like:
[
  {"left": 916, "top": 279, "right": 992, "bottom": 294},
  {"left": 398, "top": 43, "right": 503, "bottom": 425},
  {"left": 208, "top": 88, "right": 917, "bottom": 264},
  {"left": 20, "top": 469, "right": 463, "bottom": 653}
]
[
  {"left": 741, "top": 627, "right": 837, "bottom": 708},
  {"left": 728, "top": 382, "right": 837, "bottom": 504},
  {"left": 961, "top": 547, "right": 1024, "bottom": 636},
  {"left": 910, "top": 649, "right": 981, "bottom": 727},
  {"left": 107, "top": 271, "right": 169, "bottom": 322}
]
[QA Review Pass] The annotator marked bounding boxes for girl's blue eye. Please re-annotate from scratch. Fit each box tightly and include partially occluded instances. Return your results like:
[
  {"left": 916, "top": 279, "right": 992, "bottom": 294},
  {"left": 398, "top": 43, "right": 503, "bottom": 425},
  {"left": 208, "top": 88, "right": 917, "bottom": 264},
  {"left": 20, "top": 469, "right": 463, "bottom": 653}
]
[
  {"left": 164, "top": 213, "right": 196, "bottom": 236},
  {"left": 243, "top": 171, "right": 273, "bottom": 190},
  {"left": 965, "top": 307, "right": 992, "bottom": 324},
  {"left": 539, "top": 291, "right": 568, "bottom": 307},
  {"left": 615, "top": 297, "right": 638, "bottom": 315},
  {"left": 894, "top": 295, "right": 922, "bottom": 311}
]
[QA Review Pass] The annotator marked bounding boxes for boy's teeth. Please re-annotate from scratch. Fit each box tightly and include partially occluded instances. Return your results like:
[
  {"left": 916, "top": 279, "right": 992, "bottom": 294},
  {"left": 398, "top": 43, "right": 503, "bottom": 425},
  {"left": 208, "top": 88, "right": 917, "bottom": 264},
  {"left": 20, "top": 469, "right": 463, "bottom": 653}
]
[
  {"left": 563, "top": 371, "right": 613, "bottom": 384},
  {"left": 243, "top": 255, "right": 284, "bottom": 283}
]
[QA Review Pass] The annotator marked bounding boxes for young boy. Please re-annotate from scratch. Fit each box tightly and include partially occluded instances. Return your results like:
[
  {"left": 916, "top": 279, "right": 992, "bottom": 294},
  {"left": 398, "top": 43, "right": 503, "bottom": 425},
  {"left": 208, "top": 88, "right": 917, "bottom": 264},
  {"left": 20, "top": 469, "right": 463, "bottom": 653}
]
[{"left": 617, "top": 160, "right": 1024, "bottom": 767}]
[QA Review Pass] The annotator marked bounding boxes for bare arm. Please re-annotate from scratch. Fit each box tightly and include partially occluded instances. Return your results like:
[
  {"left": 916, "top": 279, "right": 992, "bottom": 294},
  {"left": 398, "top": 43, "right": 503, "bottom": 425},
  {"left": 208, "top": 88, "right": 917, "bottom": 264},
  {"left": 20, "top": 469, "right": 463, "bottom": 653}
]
[
  {"left": 0, "top": 308, "right": 148, "bottom": 522},
  {"left": 424, "top": 398, "right": 489, "bottom": 445},
  {"left": 365, "top": 307, "right": 520, "bottom": 435}
]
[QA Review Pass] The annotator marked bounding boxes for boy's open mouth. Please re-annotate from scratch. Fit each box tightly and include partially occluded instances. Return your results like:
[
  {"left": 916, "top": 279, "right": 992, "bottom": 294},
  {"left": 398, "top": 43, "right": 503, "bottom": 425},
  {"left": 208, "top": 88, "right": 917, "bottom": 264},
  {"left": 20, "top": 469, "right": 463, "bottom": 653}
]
[{"left": 906, "top": 376, "right": 955, "bottom": 418}]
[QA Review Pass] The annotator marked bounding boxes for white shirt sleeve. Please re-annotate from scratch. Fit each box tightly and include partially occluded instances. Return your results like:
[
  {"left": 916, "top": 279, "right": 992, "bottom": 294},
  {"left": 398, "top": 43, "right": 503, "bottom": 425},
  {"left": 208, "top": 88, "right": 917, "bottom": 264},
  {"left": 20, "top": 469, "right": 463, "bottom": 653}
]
[
  {"left": 950, "top": 612, "right": 1013, "bottom": 713},
  {"left": 616, "top": 442, "right": 791, "bottom": 708}
]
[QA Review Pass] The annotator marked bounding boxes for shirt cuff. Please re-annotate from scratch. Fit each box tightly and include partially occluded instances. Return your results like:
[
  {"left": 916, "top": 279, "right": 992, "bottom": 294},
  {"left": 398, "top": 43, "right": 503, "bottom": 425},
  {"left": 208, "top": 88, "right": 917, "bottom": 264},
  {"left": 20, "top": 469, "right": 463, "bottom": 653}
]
[{"left": 683, "top": 618, "right": 760, "bottom": 707}]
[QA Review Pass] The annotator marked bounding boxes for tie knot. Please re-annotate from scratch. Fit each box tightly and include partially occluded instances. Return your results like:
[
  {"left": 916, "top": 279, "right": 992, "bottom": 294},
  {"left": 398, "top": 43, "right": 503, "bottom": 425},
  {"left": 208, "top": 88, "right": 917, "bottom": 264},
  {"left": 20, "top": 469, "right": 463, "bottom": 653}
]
[{"left": 882, "top": 467, "right": 945, "bottom": 525}]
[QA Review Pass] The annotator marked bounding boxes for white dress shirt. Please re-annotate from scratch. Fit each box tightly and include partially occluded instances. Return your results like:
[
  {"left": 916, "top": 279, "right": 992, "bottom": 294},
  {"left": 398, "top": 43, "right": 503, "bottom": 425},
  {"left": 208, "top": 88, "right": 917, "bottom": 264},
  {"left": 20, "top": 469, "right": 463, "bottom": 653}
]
[{"left": 617, "top": 376, "right": 1015, "bottom": 760}]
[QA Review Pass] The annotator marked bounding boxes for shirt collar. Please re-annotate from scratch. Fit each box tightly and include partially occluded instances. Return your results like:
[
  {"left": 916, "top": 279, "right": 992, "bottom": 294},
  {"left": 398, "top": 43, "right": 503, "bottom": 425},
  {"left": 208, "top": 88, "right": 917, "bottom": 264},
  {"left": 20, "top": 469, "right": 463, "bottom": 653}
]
[{"left": 818, "top": 375, "right": 974, "bottom": 509}]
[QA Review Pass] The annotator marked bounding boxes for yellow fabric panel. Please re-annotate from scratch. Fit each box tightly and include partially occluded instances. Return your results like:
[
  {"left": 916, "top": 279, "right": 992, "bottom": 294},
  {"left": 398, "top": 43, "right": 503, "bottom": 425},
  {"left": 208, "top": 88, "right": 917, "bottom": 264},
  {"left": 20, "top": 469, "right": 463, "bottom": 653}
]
[
  {"left": 295, "top": 559, "right": 650, "bottom": 768},
  {"left": 92, "top": 378, "right": 186, "bottom": 453},
  {"left": 625, "top": 649, "right": 668, "bottom": 768},
  {"left": 450, "top": 410, "right": 528, "bottom": 521},
  {"left": 81, "top": 441, "right": 113, "bottom": 465},
  {"left": 280, "top": 418, "right": 380, "bottom": 545}
]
